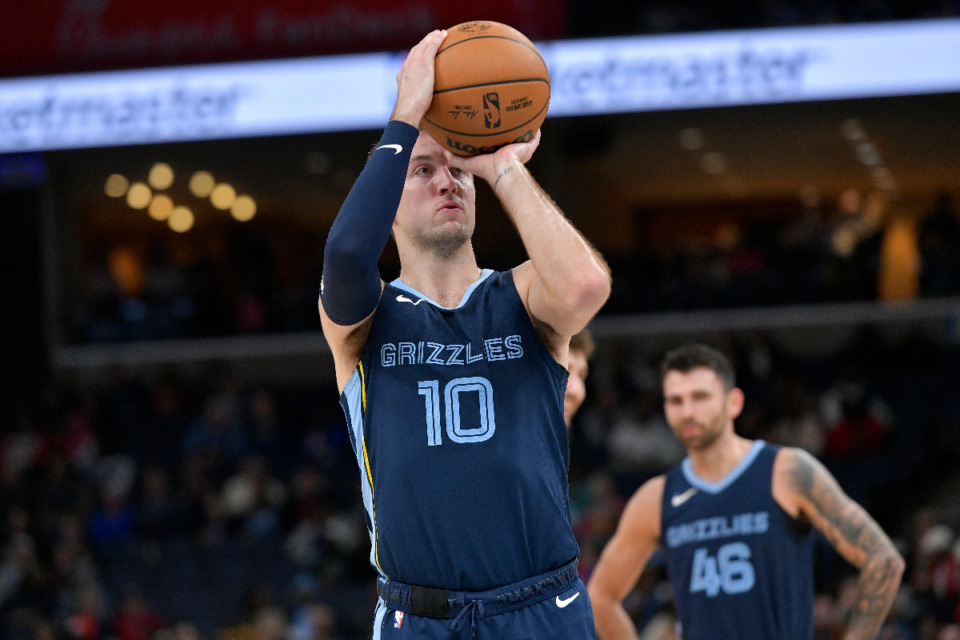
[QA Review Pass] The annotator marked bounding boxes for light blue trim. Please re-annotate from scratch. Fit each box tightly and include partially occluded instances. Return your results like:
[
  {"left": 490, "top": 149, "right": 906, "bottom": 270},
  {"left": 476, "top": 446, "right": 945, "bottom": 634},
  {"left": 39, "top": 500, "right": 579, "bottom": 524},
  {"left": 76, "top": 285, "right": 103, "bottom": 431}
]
[
  {"left": 372, "top": 598, "right": 386, "bottom": 640},
  {"left": 343, "top": 369, "right": 365, "bottom": 459},
  {"left": 390, "top": 269, "right": 494, "bottom": 309},
  {"left": 343, "top": 369, "right": 382, "bottom": 575},
  {"left": 681, "top": 440, "right": 766, "bottom": 494}
]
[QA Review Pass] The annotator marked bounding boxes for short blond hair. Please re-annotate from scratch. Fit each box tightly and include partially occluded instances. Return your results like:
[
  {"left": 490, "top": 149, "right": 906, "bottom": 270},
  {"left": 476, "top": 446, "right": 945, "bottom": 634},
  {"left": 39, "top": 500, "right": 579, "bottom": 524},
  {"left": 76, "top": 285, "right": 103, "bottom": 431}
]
[{"left": 570, "top": 328, "right": 595, "bottom": 359}]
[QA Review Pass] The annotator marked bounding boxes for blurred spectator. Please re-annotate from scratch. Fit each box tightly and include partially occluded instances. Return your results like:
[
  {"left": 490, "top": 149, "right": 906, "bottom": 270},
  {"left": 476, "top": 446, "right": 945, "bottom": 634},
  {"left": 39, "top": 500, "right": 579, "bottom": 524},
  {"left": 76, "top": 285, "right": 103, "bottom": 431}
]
[
  {"left": 135, "top": 465, "right": 182, "bottom": 543},
  {"left": 221, "top": 456, "right": 287, "bottom": 538},
  {"left": 821, "top": 378, "right": 892, "bottom": 459},
  {"left": 0, "top": 506, "right": 48, "bottom": 615},
  {"left": 63, "top": 582, "right": 107, "bottom": 640},
  {"left": 571, "top": 472, "right": 626, "bottom": 582},
  {"left": 918, "top": 192, "right": 960, "bottom": 297},
  {"left": 766, "top": 372, "right": 826, "bottom": 456},
  {"left": 181, "top": 390, "right": 246, "bottom": 480},
  {"left": 244, "top": 389, "right": 287, "bottom": 471},
  {"left": 604, "top": 392, "right": 685, "bottom": 483},
  {"left": 112, "top": 584, "right": 168, "bottom": 640},
  {"left": 85, "top": 457, "right": 137, "bottom": 554},
  {"left": 914, "top": 524, "right": 960, "bottom": 624},
  {"left": 172, "top": 620, "right": 205, "bottom": 640},
  {"left": 825, "top": 188, "right": 885, "bottom": 301}
]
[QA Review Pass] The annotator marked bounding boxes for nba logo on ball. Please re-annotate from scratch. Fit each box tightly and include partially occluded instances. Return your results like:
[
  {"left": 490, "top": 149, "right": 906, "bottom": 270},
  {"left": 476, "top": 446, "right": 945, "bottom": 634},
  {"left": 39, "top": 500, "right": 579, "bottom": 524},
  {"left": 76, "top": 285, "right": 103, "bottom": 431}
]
[
  {"left": 422, "top": 20, "right": 550, "bottom": 156},
  {"left": 483, "top": 93, "right": 501, "bottom": 129}
]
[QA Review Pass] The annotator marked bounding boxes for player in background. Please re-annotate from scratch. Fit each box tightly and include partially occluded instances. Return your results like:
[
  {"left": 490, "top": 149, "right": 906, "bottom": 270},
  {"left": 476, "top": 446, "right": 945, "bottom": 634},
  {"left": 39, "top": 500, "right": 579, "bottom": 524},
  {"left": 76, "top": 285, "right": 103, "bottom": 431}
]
[
  {"left": 318, "top": 30, "right": 610, "bottom": 639},
  {"left": 565, "top": 328, "right": 596, "bottom": 429},
  {"left": 587, "top": 343, "right": 904, "bottom": 640}
]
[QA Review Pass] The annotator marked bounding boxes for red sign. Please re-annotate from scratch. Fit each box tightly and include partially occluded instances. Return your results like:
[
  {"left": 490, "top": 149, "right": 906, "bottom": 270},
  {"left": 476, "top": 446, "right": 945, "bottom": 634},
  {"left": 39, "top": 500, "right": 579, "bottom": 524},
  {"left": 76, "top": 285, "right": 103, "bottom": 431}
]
[{"left": 0, "top": 0, "right": 567, "bottom": 78}]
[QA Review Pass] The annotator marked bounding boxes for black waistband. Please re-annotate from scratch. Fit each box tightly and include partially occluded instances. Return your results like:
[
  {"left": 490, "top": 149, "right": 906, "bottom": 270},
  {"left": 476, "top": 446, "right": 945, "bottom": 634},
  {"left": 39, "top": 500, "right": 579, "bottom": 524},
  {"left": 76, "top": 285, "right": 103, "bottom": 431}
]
[{"left": 377, "top": 558, "right": 580, "bottom": 619}]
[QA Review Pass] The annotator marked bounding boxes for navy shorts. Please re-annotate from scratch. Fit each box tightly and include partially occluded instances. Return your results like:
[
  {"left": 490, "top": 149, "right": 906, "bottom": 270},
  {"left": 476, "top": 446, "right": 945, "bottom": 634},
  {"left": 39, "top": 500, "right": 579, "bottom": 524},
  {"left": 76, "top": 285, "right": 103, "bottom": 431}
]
[{"left": 372, "top": 578, "right": 596, "bottom": 639}]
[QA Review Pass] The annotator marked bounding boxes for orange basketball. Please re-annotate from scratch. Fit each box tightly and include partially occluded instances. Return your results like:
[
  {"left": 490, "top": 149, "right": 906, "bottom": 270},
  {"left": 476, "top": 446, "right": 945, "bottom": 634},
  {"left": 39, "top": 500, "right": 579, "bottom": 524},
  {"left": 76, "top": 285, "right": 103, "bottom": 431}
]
[{"left": 422, "top": 21, "right": 551, "bottom": 157}]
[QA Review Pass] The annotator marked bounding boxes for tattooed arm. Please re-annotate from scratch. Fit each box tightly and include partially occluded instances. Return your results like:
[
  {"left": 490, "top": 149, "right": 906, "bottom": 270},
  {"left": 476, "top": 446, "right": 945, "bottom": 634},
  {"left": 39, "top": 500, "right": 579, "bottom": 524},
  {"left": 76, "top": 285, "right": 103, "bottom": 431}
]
[{"left": 773, "top": 447, "right": 905, "bottom": 640}]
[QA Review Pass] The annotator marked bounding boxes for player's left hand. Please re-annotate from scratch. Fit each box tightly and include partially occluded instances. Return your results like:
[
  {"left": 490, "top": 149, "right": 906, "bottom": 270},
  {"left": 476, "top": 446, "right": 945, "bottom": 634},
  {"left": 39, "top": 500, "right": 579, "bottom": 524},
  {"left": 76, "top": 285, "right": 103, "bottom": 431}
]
[{"left": 457, "top": 129, "right": 541, "bottom": 186}]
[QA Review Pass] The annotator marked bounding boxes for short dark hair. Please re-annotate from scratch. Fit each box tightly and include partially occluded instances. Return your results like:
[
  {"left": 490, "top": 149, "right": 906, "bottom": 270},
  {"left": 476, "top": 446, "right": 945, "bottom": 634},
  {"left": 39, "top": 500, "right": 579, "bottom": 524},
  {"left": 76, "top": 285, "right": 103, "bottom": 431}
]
[
  {"left": 660, "top": 343, "right": 736, "bottom": 390},
  {"left": 570, "top": 328, "right": 595, "bottom": 359}
]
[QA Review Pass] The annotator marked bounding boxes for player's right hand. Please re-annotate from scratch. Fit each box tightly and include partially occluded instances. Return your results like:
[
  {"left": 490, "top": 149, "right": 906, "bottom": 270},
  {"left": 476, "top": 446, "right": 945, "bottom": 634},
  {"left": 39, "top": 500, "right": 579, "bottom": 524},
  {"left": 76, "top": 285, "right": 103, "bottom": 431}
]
[{"left": 391, "top": 30, "right": 447, "bottom": 127}]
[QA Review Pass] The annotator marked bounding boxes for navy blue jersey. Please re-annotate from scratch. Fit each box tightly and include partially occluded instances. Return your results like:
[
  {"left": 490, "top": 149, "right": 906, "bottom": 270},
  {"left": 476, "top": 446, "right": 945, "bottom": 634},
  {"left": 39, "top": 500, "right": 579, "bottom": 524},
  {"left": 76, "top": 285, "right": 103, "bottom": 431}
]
[
  {"left": 660, "top": 441, "right": 815, "bottom": 640},
  {"left": 340, "top": 269, "right": 579, "bottom": 591}
]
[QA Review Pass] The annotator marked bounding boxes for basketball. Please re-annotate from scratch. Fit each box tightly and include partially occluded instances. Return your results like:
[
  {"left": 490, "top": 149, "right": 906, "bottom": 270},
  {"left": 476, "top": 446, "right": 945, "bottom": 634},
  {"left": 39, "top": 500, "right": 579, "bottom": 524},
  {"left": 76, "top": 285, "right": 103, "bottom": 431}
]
[{"left": 422, "top": 21, "right": 551, "bottom": 157}]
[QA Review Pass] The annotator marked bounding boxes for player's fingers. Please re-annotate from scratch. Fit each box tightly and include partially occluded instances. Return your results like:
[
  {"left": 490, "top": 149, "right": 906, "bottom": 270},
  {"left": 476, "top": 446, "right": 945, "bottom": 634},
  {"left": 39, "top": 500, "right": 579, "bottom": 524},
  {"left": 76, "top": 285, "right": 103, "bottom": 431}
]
[{"left": 409, "top": 29, "right": 447, "bottom": 61}]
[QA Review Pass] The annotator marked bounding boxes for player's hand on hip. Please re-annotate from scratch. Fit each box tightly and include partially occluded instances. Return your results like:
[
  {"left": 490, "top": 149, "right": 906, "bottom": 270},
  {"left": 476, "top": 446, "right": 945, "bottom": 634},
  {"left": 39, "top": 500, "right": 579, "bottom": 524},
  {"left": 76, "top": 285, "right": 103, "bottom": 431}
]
[{"left": 391, "top": 29, "right": 447, "bottom": 126}]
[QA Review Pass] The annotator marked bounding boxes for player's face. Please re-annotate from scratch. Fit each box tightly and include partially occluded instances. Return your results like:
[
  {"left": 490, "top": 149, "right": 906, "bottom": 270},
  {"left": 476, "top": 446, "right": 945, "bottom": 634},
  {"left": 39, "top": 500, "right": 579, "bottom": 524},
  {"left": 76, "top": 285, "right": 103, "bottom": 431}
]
[
  {"left": 662, "top": 366, "right": 742, "bottom": 451},
  {"left": 564, "top": 348, "right": 589, "bottom": 428},
  {"left": 395, "top": 131, "right": 476, "bottom": 257}
]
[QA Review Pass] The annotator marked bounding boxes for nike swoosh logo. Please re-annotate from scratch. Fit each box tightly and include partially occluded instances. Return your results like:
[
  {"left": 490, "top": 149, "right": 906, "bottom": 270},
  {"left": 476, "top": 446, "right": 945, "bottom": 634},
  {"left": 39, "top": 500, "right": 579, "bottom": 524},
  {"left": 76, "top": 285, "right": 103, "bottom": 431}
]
[
  {"left": 556, "top": 592, "right": 580, "bottom": 608},
  {"left": 396, "top": 294, "right": 423, "bottom": 305},
  {"left": 376, "top": 143, "right": 403, "bottom": 154},
  {"left": 671, "top": 487, "right": 698, "bottom": 508}
]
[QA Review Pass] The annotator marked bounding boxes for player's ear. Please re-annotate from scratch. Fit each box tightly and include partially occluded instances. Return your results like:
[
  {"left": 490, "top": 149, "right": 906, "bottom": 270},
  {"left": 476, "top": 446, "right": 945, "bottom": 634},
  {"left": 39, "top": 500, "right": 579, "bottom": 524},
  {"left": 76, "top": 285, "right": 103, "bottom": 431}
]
[{"left": 726, "top": 386, "right": 745, "bottom": 420}]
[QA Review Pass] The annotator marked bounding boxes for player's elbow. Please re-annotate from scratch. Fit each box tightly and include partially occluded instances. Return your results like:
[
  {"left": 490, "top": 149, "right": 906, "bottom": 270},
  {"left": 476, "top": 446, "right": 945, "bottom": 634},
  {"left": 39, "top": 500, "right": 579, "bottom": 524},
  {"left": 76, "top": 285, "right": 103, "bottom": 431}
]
[
  {"left": 867, "top": 545, "right": 906, "bottom": 590},
  {"left": 885, "top": 548, "right": 906, "bottom": 586},
  {"left": 570, "top": 266, "right": 611, "bottom": 316},
  {"left": 586, "top": 580, "right": 615, "bottom": 615},
  {"left": 586, "top": 583, "right": 618, "bottom": 640}
]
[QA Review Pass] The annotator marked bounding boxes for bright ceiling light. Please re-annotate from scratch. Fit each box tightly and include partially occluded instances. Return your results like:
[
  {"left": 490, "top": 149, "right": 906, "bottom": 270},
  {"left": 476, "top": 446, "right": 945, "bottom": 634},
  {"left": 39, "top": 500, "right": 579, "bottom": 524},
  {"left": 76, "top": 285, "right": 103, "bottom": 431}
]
[
  {"left": 230, "top": 195, "right": 257, "bottom": 222},
  {"left": 148, "top": 194, "right": 174, "bottom": 221},
  {"left": 148, "top": 162, "right": 174, "bottom": 190},
  {"left": 126, "top": 182, "right": 152, "bottom": 209},
  {"left": 210, "top": 183, "right": 237, "bottom": 210},
  {"left": 104, "top": 173, "right": 129, "bottom": 198},
  {"left": 168, "top": 206, "right": 194, "bottom": 232},
  {"left": 189, "top": 171, "right": 215, "bottom": 198}
]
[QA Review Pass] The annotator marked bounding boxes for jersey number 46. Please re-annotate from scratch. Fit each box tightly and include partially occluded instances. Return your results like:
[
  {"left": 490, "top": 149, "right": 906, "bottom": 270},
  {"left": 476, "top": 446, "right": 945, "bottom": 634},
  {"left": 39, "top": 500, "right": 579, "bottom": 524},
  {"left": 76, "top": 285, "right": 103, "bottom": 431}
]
[{"left": 690, "top": 542, "right": 756, "bottom": 597}]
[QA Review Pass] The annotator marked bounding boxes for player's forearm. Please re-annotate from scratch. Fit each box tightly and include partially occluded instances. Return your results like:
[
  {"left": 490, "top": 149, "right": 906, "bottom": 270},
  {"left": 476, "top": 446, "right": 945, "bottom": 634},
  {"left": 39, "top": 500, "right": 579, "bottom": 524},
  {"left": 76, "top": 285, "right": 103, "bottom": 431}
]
[
  {"left": 321, "top": 122, "right": 417, "bottom": 325},
  {"left": 842, "top": 549, "right": 905, "bottom": 639},
  {"left": 590, "top": 599, "right": 640, "bottom": 640},
  {"left": 492, "top": 158, "right": 610, "bottom": 314}
]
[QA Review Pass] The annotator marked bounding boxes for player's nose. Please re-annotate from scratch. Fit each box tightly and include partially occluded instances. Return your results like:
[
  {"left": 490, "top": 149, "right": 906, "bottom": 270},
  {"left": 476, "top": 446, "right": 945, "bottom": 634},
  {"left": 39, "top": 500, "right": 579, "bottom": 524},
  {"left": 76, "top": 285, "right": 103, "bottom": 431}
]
[{"left": 436, "top": 167, "right": 460, "bottom": 193}]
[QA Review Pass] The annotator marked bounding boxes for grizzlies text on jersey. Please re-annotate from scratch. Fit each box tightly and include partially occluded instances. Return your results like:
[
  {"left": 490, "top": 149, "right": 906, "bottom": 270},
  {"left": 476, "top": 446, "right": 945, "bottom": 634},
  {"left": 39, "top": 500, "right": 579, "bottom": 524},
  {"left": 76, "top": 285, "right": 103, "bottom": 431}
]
[{"left": 660, "top": 441, "right": 815, "bottom": 640}]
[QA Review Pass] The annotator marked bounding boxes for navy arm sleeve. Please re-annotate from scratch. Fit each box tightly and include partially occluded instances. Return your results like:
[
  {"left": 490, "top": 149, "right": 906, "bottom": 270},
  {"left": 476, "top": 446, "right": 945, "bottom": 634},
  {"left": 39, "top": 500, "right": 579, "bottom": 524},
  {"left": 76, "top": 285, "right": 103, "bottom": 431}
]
[{"left": 320, "top": 121, "right": 419, "bottom": 325}]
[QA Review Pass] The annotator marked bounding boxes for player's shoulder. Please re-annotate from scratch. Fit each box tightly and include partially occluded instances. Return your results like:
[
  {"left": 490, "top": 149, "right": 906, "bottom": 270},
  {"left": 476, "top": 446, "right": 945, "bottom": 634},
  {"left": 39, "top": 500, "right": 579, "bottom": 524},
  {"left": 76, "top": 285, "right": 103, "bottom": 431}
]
[
  {"left": 772, "top": 445, "right": 823, "bottom": 480},
  {"left": 771, "top": 445, "right": 829, "bottom": 517},
  {"left": 625, "top": 475, "right": 667, "bottom": 515}
]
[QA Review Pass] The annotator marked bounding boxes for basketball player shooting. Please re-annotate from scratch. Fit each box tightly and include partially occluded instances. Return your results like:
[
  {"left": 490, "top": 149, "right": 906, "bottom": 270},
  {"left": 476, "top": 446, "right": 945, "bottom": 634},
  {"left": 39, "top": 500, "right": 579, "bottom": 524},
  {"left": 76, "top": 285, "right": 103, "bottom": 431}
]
[
  {"left": 318, "top": 28, "right": 611, "bottom": 639},
  {"left": 587, "top": 343, "right": 904, "bottom": 640}
]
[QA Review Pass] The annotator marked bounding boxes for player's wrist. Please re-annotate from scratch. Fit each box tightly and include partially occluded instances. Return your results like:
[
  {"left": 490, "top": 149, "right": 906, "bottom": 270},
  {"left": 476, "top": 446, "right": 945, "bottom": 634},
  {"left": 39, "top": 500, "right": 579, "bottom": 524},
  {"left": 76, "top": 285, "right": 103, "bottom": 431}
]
[
  {"left": 489, "top": 155, "right": 526, "bottom": 193},
  {"left": 389, "top": 105, "right": 423, "bottom": 128},
  {"left": 390, "top": 91, "right": 432, "bottom": 127}
]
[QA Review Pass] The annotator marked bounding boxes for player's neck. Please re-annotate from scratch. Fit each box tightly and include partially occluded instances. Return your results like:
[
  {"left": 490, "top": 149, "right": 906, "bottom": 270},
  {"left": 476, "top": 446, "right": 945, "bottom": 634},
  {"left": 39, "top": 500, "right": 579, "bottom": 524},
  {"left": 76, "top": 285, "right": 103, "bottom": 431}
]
[
  {"left": 687, "top": 433, "right": 753, "bottom": 483},
  {"left": 399, "top": 252, "right": 482, "bottom": 308}
]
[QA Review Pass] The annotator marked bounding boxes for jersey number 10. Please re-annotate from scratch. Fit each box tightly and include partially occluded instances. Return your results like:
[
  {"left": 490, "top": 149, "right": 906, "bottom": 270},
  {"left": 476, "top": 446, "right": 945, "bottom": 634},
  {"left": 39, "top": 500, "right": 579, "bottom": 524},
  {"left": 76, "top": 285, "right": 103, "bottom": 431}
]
[{"left": 418, "top": 376, "right": 496, "bottom": 446}]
